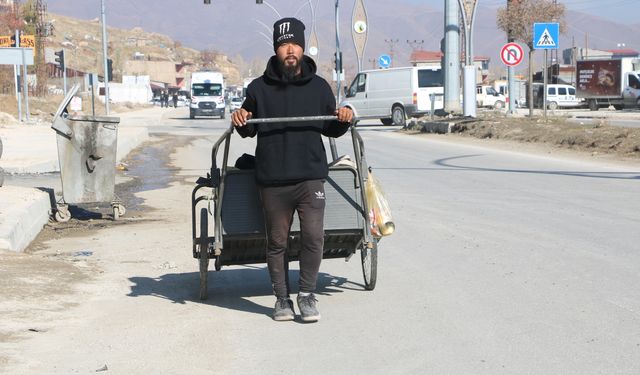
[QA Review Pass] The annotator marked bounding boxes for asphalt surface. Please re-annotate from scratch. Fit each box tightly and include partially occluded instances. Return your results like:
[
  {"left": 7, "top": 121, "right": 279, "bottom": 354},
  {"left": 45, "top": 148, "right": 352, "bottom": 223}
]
[{"left": 2, "top": 109, "right": 639, "bottom": 374}]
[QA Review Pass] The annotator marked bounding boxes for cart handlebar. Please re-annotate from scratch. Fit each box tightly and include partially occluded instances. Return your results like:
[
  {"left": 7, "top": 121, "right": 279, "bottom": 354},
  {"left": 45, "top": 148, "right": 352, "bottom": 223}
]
[{"left": 243, "top": 115, "right": 350, "bottom": 124}]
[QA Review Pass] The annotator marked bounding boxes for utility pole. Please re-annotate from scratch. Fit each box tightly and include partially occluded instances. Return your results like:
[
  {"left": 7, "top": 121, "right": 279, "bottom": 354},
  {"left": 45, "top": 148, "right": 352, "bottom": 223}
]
[
  {"left": 384, "top": 39, "right": 399, "bottom": 68},
  {"left": 444, "top": 0, "right": 461, "bottom": 113},
  {"left": 407, "top": 39, "right": 424, "bottom": 52},
  {"left": 33, "top": 0, "right": 49, "bottom": 96},
  {"left": 368, "top": 58, "right": 376, "bottom": 69},
  {"left": 101, "top": 0, "right": 110, "bottom": 115}
]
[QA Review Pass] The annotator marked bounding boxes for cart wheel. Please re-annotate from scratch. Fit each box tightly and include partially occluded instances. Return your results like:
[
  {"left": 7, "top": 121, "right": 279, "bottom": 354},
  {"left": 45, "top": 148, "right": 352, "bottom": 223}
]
[
  {"left": 199, "top": 207, "right": 210, "bottom": 300},
  {"left": 113, "top": 204, "right": 126, "bottom": 220},
  {"left": 361, "top": 240, "right": 378, "bottom": 290},
  {"left": 214, "top": 256, "right": 222, "bottom": 271},
  {"left": 55, "top": 206, "right": 71, "bottom": 223}
]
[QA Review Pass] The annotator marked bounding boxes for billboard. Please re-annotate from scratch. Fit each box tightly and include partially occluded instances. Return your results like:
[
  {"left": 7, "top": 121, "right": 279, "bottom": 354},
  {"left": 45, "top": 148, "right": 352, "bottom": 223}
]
[
  {"left": 0, "top": 35, "right": 36, "bottom": 48},
  {"left": 576, "top": 59, "right": 622, "bottom": 98}
]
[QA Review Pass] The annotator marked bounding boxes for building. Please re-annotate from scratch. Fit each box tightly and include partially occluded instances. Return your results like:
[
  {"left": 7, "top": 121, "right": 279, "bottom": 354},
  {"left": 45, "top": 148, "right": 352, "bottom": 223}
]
[
  {"left": 0, "top": 0, "right": 15, "bottom": 7},
  {"left": 123, "top": 59, "right": 194, "bottom": 94},
  {"left": 409, "top": 49, "right": 490, "bottom": 83},
  {"left": 562, "top": 47, "right": 640, "bottom": 64}
]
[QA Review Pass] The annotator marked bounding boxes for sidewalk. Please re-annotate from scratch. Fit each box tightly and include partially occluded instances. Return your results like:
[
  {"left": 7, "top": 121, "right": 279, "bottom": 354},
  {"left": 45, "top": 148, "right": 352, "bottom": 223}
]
[{"left": 0, "top": 106, "right": 161, "bottom": 252}]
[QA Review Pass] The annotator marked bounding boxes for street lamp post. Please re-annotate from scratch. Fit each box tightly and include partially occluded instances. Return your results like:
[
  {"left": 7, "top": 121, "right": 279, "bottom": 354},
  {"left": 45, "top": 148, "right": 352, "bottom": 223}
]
[
  {"left": 444, "top": 0, "right": 461, "bottom": 113},
  {"left": 458, "top": 0, "right": 478, "bottom": 118},
  {"left": 258, "top": 0, "right": 282, "bottom": 18},
  {"left": 329, "top": 0, "right": 341, "bottom": 160},
  {"left": 100, "top": 0, "right": 110, "bottom": 115},
  {"left": 335, "top": 0, "right": 342, "bottom": 103}
]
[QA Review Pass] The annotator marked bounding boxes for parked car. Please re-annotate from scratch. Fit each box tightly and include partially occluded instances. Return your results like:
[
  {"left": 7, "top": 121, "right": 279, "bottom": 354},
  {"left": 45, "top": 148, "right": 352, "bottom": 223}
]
[
  {"left": 229, "top": 97, "right": 243, "bottom": 112},
  {"left": 533, "top": 84, "right": 582, "bottom": 109}
]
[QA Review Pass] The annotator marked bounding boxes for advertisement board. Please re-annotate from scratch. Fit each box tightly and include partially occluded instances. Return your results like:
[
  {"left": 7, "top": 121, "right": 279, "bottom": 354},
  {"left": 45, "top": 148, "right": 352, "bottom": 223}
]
[
  {"left": 0, "top": 35, "right": 36, "bottom": 48},
  {"left": 576, "top": 59, "right": 622, "bottom": 98}
]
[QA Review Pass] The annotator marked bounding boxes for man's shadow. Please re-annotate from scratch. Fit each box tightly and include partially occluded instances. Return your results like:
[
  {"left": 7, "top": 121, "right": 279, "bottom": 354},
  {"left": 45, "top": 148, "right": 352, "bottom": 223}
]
[{"left": 127, "top": 266, "right": 367, "bottom": 318}]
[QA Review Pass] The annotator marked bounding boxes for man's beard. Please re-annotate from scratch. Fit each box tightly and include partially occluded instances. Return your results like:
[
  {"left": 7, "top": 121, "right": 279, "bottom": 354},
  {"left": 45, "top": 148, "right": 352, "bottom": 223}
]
[{"left": 278, "top": 58, "right": 300, "bottom": 82}]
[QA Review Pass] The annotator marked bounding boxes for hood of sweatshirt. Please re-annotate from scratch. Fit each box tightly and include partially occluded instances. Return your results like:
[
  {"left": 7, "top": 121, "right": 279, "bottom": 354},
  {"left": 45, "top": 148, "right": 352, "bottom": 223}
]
[{"left": 263, "top": 55, "right": 317, "bottom": 85}]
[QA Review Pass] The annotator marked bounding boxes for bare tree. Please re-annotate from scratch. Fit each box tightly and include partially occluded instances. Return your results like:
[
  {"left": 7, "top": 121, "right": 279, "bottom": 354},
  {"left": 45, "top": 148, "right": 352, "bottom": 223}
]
[
  {"left": 497, "top": 0, "right": 565, "bottom": 116},
  {"left": 200, "top": 49, "right": 217, "bottom": 70}
]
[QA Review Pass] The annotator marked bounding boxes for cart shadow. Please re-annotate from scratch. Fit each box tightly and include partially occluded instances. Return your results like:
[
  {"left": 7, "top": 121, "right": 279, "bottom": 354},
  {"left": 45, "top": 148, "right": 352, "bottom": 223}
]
[{"left": 127, "top": 267, "right": 366, "bottom": 318}]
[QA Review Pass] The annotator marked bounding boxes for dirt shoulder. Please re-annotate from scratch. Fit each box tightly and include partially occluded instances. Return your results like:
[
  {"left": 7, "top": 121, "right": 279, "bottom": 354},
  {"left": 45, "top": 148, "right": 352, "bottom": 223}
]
[{"left": 406, "top": 112, "right": 640, "bottom": 168}]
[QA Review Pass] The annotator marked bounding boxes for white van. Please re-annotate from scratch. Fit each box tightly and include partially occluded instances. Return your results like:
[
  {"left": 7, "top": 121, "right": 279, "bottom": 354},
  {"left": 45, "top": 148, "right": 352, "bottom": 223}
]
[
  {"left": 189, "top": 71, "right": 226, "bottom": 119},
  {"left": 340, "top": 67, "right": 443, "bottom": 126},
  {"left": 534, "top": 84, "right": 582, "bottom": 109},
  {"left": 476, "top": 85, "right": 506, "bottom": 109}
]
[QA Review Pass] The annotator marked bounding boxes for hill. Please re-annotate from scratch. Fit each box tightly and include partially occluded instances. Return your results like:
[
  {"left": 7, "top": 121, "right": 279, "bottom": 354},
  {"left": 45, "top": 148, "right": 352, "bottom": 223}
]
[
  {"left": 46, "top": 13, "right": 242, "bottom": 85},
  {"left": 44, "top": 0, "right": 640, "bottom": 81}
]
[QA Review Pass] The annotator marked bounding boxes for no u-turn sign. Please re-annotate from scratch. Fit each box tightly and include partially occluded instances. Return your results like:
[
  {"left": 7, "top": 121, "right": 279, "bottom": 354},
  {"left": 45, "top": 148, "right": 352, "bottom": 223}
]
[{"left": 500, "top": 42, "right": 524, "bottom": 67}]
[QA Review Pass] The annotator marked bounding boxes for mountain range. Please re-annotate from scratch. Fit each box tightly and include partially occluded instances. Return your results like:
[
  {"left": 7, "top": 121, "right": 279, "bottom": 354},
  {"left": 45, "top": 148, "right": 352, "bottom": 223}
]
[{"left": 45, "top": 0, "right": 640, "bottom": 78}]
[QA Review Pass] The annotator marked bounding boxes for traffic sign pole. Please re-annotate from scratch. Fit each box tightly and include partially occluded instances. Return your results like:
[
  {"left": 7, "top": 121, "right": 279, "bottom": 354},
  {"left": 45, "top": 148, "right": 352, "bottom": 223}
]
[
  {"left": 501, "top": 42, "right": 524, "bottom": 115},
  {"left": 508, "top": 64, "right": 515, "bottom": 114},
  {"left": 533, "top": 23, "right": 559, "bottom": 121},
  {"left": 14, "top": 30, "right": 21, "bottom": 122},
  {"left": 544, "top": 49, "right": 548, "bottom": 121}
]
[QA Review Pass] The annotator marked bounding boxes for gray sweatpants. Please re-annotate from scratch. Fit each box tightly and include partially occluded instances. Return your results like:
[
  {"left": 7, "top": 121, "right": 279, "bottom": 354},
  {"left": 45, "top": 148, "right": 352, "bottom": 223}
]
[{"left": 258, "top": 179, "right": 325, "bottom": 299}]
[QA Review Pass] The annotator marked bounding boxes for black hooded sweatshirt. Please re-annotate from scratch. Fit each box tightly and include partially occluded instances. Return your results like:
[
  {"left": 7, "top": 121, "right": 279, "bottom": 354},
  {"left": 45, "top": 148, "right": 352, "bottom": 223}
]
[{"left": 237, "top": 55, "right": 350, "bottom": 186}]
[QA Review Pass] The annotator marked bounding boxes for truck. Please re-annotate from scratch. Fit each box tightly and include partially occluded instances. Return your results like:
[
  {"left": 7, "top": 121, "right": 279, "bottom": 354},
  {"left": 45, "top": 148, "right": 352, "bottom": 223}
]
[
  {"left": 340, "top": 66, "right": 443, "bottom": 126},
  {"left": 576, "top": 58, "right": 640, "bottom": 111},
  {"left": 189, "top": 71, "right": 226, "bottom": 119},
  {"left": 476, "top": 85, "right": 506, "bottom": 109}
]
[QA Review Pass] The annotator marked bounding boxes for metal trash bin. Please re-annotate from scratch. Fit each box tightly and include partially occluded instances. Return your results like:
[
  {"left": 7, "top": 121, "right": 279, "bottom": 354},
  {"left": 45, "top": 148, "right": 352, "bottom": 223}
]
[{"left": 51, "top": 84, "right": 125, "bottom": 222}]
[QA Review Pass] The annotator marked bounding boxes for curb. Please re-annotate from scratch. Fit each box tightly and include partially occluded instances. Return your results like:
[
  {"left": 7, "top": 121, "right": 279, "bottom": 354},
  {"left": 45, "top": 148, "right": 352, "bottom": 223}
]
[
  {"left": 0, "top": 186, "right": 51, "bottom": 252},
  {"left": 419, "top": 121, "right": 454, "bottom": 134}
]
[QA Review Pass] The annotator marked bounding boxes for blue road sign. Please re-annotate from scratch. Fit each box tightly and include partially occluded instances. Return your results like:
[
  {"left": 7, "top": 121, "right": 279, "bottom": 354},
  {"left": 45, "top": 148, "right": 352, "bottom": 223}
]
[
  {"left": 533, "top": 23, "right": 559, "bottom": 50},
  {"left": 378, "top": 54, "right": 391, "bottom": 68}
]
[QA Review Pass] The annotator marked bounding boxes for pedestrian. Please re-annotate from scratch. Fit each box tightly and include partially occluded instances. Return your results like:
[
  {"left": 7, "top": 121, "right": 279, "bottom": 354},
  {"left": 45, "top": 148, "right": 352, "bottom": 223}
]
[
  {"left": 231, "top": 17, "right": 353, "bottom": 322},
  {"left": 172, "top": 92, "right": 178, "bottom": 108},
  {"left": 159, "top": 91, "right": 165, "bottom": 107},
  {"left": 163, "top": 91, "right": 169, "bottom": 108}
]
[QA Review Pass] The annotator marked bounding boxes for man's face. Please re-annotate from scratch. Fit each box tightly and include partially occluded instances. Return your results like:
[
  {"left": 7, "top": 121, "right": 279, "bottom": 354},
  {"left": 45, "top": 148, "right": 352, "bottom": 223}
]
[{"left": 276, "top": 42, "right": 303, "bottom": 77}]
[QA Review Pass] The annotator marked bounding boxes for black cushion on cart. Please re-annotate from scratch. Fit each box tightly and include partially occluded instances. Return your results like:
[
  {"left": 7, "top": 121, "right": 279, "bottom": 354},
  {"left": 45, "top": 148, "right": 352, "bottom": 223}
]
[{"left": 234, "top": 153, "right": 255, "bottom": 170}]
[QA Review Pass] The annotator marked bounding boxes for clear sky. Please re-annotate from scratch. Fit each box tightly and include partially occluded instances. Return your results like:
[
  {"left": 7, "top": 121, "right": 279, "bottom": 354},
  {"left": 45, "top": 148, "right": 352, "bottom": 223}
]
[{"left": 410, "top": 0, "right": 637, "bottom": 25}]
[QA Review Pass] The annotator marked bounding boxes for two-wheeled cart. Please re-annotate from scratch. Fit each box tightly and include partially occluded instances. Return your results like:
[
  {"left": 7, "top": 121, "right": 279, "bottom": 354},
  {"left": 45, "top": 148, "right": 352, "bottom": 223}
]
[{"left": 191, "top": 116, "right": 378, "bottom": 300}]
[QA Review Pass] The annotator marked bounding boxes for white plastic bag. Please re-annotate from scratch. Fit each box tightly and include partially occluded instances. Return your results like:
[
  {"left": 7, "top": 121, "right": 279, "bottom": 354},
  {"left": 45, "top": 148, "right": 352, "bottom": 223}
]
[{"left": 365, "top": 171, "right": 394, "bottom": 237}]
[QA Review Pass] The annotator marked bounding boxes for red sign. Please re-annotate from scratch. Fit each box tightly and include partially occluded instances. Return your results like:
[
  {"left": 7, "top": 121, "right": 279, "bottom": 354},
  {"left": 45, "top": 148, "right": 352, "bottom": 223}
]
[{"left": 501, "top": 42, "right": 524, "bottom": 67}]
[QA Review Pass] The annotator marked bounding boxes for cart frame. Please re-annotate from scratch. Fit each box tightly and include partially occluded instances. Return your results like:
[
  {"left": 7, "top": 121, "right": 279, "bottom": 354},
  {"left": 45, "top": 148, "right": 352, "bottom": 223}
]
[{"left": 191, "top": 117, "right": 378, "bottom": 300}]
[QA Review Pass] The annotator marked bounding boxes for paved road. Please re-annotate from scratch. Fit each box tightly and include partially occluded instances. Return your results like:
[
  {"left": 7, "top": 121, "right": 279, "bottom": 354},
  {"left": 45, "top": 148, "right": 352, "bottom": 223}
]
[{"left": 2, "top": 108, "right": 640, "bottom": 374}]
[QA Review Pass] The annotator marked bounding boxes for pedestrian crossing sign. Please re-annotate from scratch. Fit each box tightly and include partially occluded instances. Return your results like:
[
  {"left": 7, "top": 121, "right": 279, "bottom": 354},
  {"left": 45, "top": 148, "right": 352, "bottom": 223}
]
[{"left": 533, "top": 23, "right": 559, "bottom": 50}]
